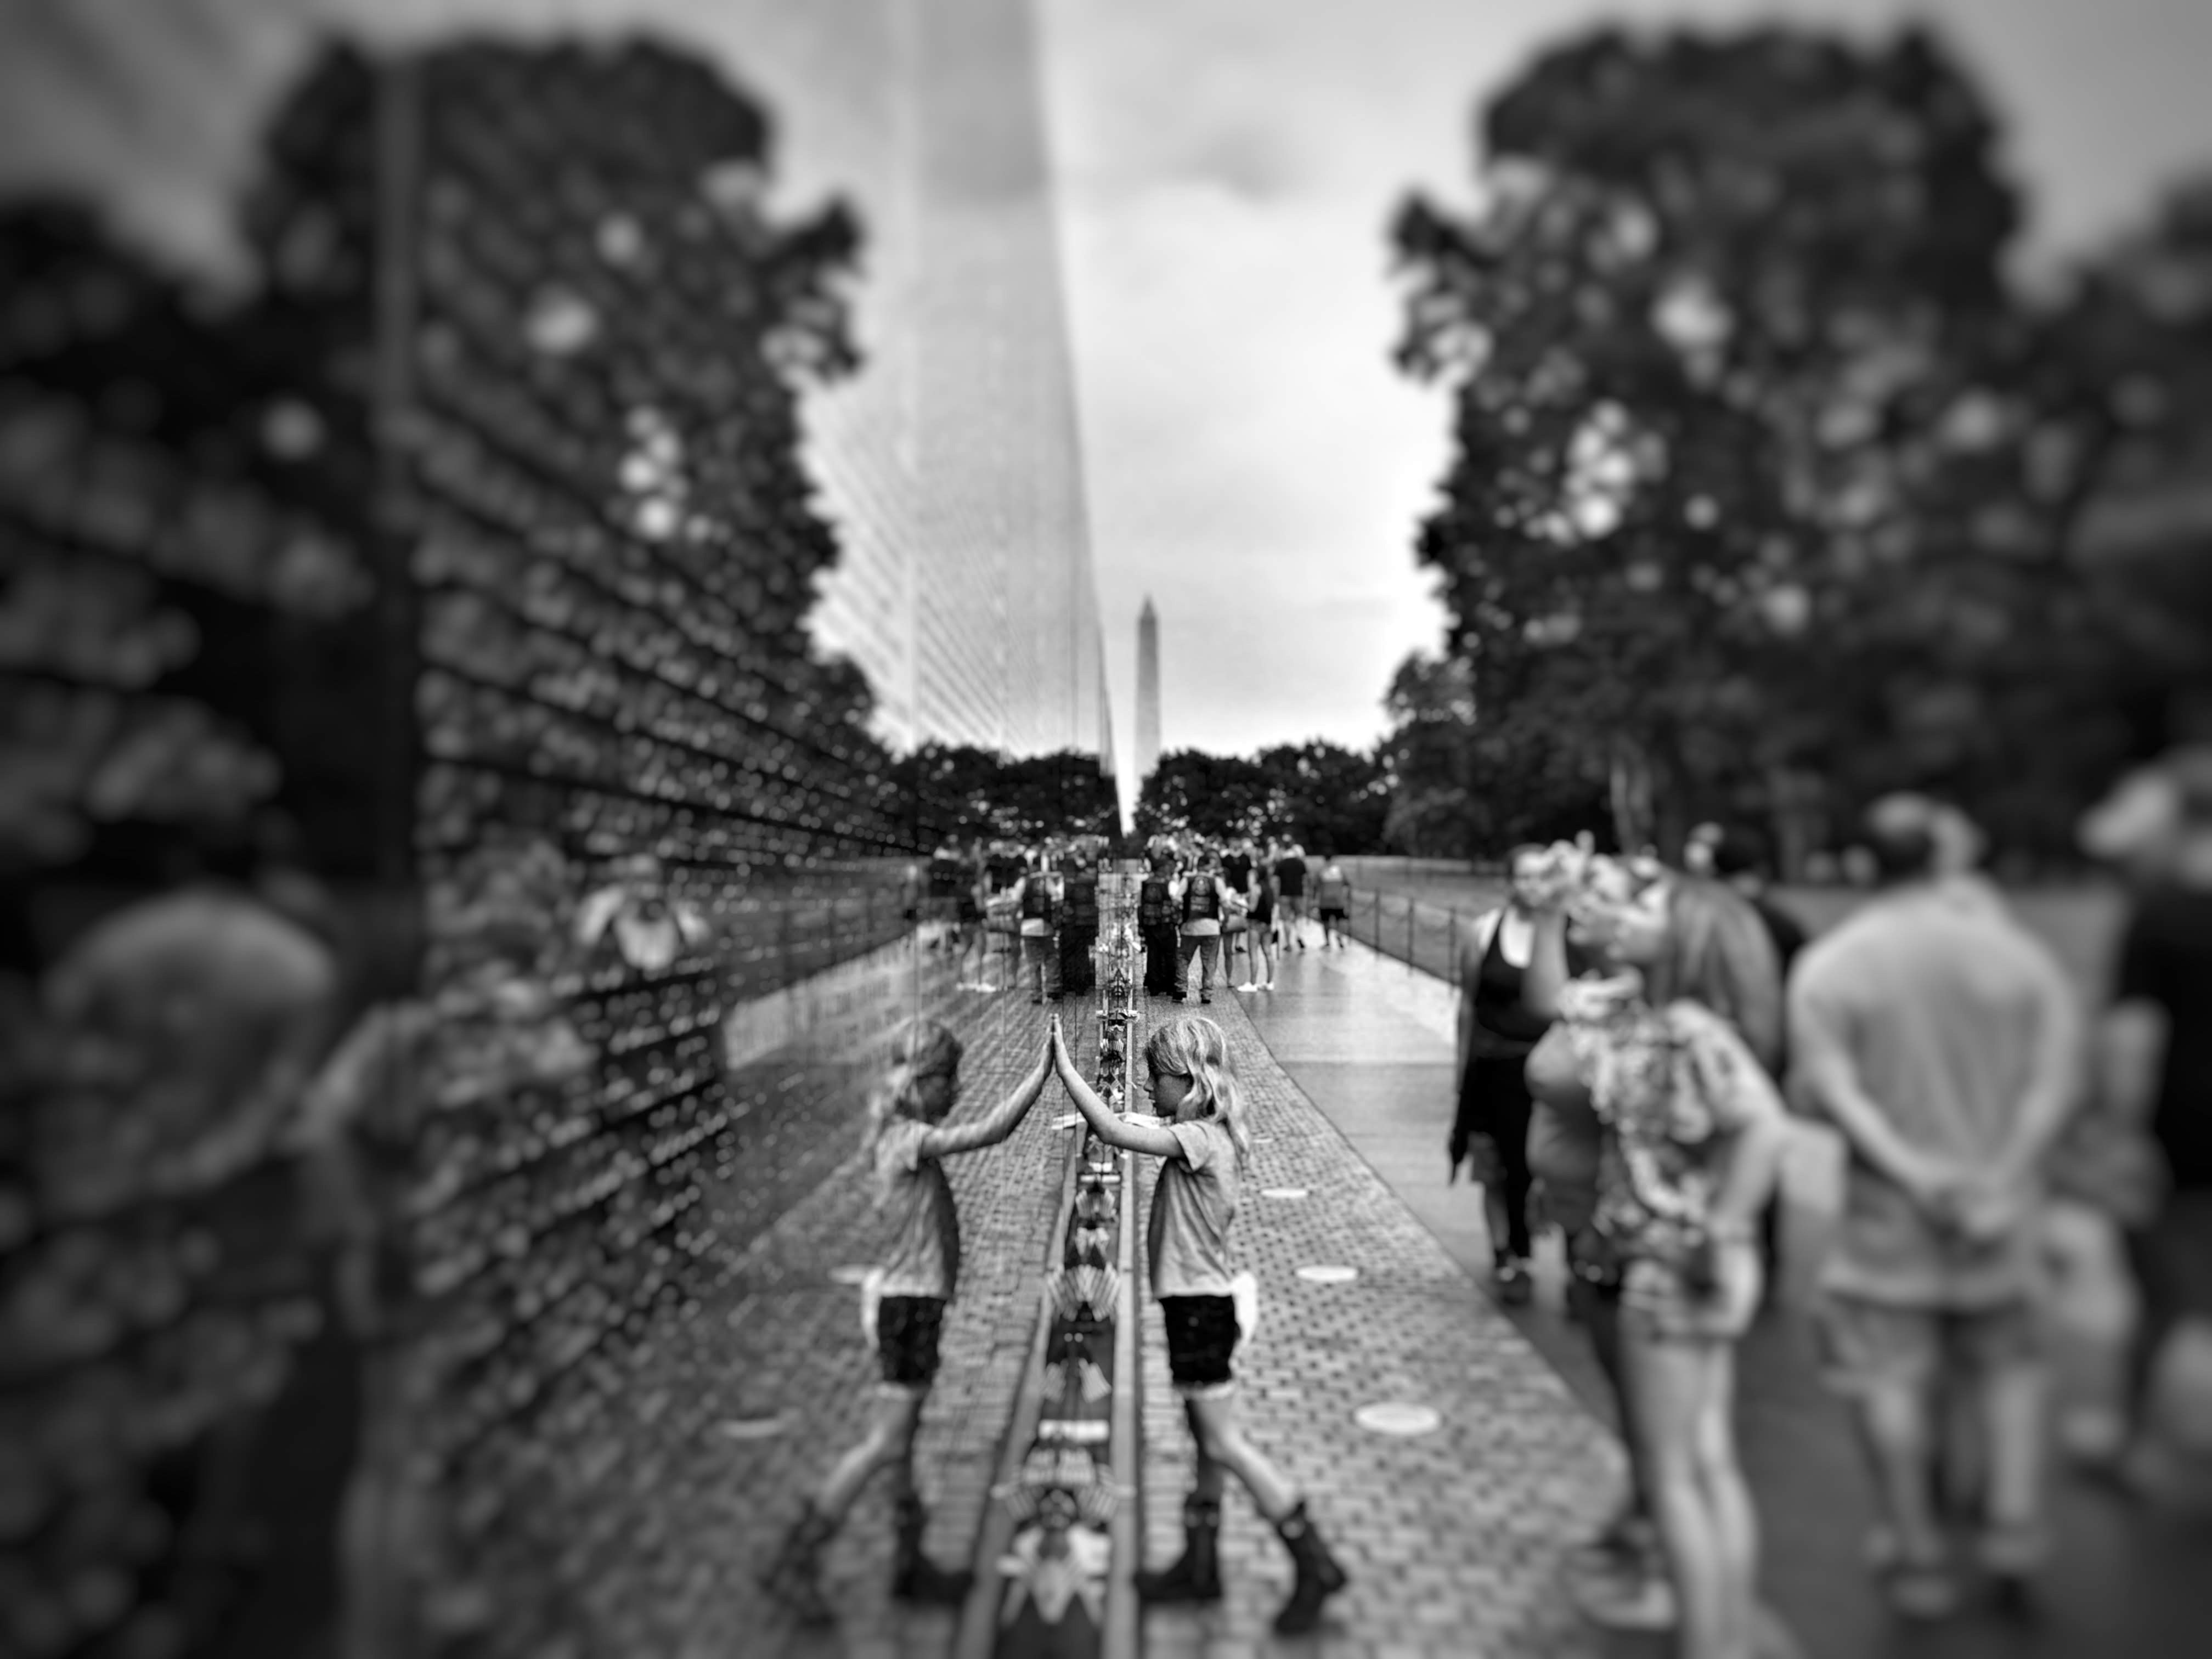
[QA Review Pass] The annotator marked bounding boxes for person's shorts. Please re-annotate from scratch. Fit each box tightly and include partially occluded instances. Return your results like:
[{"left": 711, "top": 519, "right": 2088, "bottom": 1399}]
[
  {"left": 877, "top": 1295, "right": 946, "bottom": 1390},
  {"left": 1566, "top": 1224, "right": 1624, "bottom": 1305},
  {"left": 1815, "top": 1293, "right": 2042, "bottom": 1396},
  {"left": 1621, "top": 1252, "right": 1759, "bottom": 1342},
  {"left": 1319, "top": 906, "right": 1346, "bottom": 923},
  {"left": 1161, "top": 1294, "right": 1239, "bottom": 1395}
]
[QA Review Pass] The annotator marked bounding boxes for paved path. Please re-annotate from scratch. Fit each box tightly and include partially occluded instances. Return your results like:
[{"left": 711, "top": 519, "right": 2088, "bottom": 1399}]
[
  {"left": 557, "top": 935, "right": 1634, "bottom": 1658},
  {"left": 533, "top": 922, "right": 2200, "bottom": 1658},
  {"left": 1131, "top": 983, "right": 1618, "bottom": 1658},
  {"left": 1245, "top": 932, "right": 2205, "bottom": 1659}
]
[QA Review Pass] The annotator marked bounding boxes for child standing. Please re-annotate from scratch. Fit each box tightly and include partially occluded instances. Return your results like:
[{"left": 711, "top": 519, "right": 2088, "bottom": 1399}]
[
  {"left": 761, "top": 1018, "right": 1053, "bottom": 1623},
  {"left": 1237, "top": 862, "right": 1278, "bottom": 992},
  {"left": 1049, "top": 1013, "right": 1349, "bottom": 1634}
]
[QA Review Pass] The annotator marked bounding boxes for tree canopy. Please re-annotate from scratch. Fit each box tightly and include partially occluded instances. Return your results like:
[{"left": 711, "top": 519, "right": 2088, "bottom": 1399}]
[
  {"left": 1133, "top": 741, "right": 1389, "bottom": 853},
  {"left": 1389, "top": 23, "right": 2205, "bottom": 866}
]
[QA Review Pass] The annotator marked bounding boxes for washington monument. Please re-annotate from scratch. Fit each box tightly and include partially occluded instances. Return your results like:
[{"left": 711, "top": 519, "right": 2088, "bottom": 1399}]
[{"left": 1136, "top": 597, "right": 1160, "bottom": 782}]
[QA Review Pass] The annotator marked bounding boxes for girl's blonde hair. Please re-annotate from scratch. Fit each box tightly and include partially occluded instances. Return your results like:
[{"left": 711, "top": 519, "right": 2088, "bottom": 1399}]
[
  {"left": 866, "top": 1016, "right": 963, "bottom": 1154},
  {"left": 1142, "top": 1015, "right": 1250, "bottom": 1166}
]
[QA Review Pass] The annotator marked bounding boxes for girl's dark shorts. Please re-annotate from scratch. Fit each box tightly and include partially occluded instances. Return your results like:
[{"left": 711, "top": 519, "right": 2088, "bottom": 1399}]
[
  {"left": 1161, "top": 1294, "right": 1239, "bottom": 1390},
  {"left": 878, "top": 1295, "right": 946, "bottom": 1387}
]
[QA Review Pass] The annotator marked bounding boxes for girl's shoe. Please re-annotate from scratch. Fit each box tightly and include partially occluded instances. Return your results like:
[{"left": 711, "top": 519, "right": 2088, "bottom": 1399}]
[
  {"left": 1235, "top": 981, "right": 1258, "bottom": 992},
  {"left": 1864, "top": 1528, "right": 1960, "bottom": 1620},
  {"left": 1573, "top": 1567, "right": 1677, "bottom": 1631},
  {"left": 759, "top": 1501, "right": 838, "bottom": 1626},
  {"left": 890, "top": 1495, "right": 972, "bottom": 1605},
  {"left": 1271, "top": 1501, "right": 1348, "bottom": 1634},
  {"left": 1135, "top": 1496, "right": 1222, "bottom": 1604},
  {"left": 1265, "top": 980, "right": 1277, "bottom": 991},
  {"left": 1495, "top": 1257, "right": 1533, "bottom": 1306}
]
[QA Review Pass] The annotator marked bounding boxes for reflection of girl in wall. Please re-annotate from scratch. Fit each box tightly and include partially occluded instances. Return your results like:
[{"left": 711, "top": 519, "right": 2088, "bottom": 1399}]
[
  {"left": 761, "top": 1019, "right": 1052, "bottom": 1624},
  {"left": 1052, "top": 1013, "right": 1349, "bottom": 1634}
]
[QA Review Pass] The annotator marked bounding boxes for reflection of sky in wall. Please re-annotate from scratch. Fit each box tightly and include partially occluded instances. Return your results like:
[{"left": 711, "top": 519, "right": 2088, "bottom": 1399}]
[
  {"left": 1040, "top": 0, "right": 2212, "bottom": 782},
  {"left": 7, "top": 0, "right": 2208, "bottom": 793}
]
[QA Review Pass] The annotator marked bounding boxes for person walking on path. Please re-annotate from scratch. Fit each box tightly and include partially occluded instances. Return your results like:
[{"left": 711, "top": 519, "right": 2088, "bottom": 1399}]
[
  {"left": 1222, "top": 838, "right": 1257, "bottom": 985},
  {"left": 1058, "top": 853, "right": 1101, "bottom": 996},
  {"left": 761, "top": 1019, "right": 1053, "bottom": 1624},
  {"left": 1009, "top": 850, "right": 1064, "bottom": 1005},
  {"left": 1788, "top": 794, "right": 2083, "bottom": 1618},
  {"left": 1273, "top": 843, "right": 1310, "bottom": 951},
  {"left": 1175, "top": 850, "right": 1237, "bottom": 1006},
  {"left": 1314, "top": 856, "right": 1351, "bottom": 949},
  {"left": 1237, "top": 861, "right": 1279, "bottom": 992},
  {"left": 1140, "top": 851, "right": 1182, "bottom": 999},
  {"left": 1050, "top": 1012, "right": 1351, "bottom": 1635},
  {"left": 1521, "top": 853, "right": 1788, "bottom": 1659},
  {"left": 1449, "top": 845, "right": 1556, "bottom": 1307}
]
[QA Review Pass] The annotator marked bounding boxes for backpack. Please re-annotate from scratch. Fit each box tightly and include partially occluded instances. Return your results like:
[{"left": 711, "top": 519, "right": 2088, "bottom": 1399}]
[
  {"left": 1182, "top": 875, "right": 1220, "bottom": 923},
  {"left": 1138, "top": 876, "right": 1173, "bottom": 926}
]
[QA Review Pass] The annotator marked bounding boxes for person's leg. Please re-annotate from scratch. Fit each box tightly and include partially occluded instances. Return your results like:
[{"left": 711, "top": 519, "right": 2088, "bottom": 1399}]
[
  {"left": 1818, "top": 1296, "right": 1946, "bottom": 1574},
  {"left": 1694, "top": 1342, "right": 1759, "bottom": 1659},
  {"left": 1176, "top": 932, "right": 1193, "bottom": 998},
  {"left": 1187, "top": 1392, "right": 1295, "bottom": 1520},
  {"left": 2121, "top": 1215, "right": 2180, "bottom": 1451},
  {"left": 1494, "top": 1077, "right": 1537, "bottom": 1263},
  {"left": 1198, "top": 935, "right": 1220, "bottom": 998},
  {"left": 764, "top": 1390, "right": 928, "bottom": 1620},
  {"left": 1138, "top": 1398, "right": 1227, "bottom": 1602},
  {"left": 1620, "top": 1327, "right": 1728, "bottom": 1655},
  {"left": 1043, "top": 931, "right": 1062, "bottom": 999},
  {"left": 1187, "top": 1391, "right": 1348, "bottom": 1634},
  {"left": 1963, "top": 1300, "right": 2049, "bottom": 1575},
  {"left": 815, "top": 1390, "right": 923, "bottom": 1520},
  {"left": 1574, "top": 1274, "right": 1655, "bottom": 1541}
]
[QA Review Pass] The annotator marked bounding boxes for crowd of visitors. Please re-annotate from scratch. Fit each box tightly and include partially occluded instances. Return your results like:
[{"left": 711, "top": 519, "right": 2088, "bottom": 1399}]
[
  {"left": 1436, "top": 750, "right": 2212, "bottom": 1655},
  {"left": 862, "top": 753, "right": 2210, "bottom": 1654},
  {"left": 911, "top": 832, "right": 1356, "bottom": 1005}
]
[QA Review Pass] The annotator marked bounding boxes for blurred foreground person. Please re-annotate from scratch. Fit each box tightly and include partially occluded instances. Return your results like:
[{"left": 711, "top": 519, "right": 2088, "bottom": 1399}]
[
  {"left": 1140, "top": 848, "right": 1181, "bottom": 997},
  {"left": 2089, "top": 749, "right": 2212, "bottom": 1497},
  {"left": 761, "top": 1019, "right": 1052, "bottom": 1623},
  {"left": 1789, "top": 795, "right": 2081, "bottom": 1617},
  {"left": 1314, "top": 855, "right": 1351, "bottom": 947},
  {"left": 1009, "top": 850, "right": 1063, "bottom": 1005},
  {"left": 1059, "top": 851, "right": 1100, "bottom": 995},
  {"left": 1521, "top": 853, "right": 1788, "bottom": 1659},
  {"left": 1451, "top": 845, "right": 1560, "bottom": 1306}
]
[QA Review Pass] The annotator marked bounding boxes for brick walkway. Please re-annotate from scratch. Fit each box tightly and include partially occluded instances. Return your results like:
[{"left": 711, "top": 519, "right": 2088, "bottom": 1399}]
[
  {"left": 541, "top": 952, "right": 1086, "bottom": 1659},
  {"left": 548, "top": 941, "right": 1628, "bottom": 1657},
  {"left": 1133, "top": 989, "right": 1615, "bottom": 1659}
]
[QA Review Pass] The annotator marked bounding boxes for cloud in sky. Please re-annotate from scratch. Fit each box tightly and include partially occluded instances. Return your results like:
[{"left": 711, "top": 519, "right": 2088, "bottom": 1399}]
[{"left": 1036, "top": 0, "right": 2212, "bottom": 820}]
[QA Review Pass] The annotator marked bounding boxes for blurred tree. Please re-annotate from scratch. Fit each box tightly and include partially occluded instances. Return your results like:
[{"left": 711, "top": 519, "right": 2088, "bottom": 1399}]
[
  {"left": 1135, "top": 748, "right": 1271, "bottom": 840},
  {"left": 1391, "top": 22, "right": 2150, "bottom": 865},
  {"left": 903, "top": 744, "right": 1119, "bottom": 843},
  {"left": 1379, "top": 651, "right": 1614, "bottom": 855},
  {"left": 2057, "top": 176, "right": 2212, "bottom": 759},
  {"left": 1133, "top": 743, "right": 1389, "bottom": 850},
  {"left": 1253, "top": 740, "right": 1391, "bottom": 853}
]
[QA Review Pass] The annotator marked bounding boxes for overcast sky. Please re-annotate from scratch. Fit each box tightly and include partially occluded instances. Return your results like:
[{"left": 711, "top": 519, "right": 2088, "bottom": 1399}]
[{"left": 1034, "top": 0, "right": 2212, "bottom": 814}]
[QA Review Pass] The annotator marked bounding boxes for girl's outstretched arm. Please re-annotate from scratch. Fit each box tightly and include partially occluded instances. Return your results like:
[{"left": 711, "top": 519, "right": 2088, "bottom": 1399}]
[
  {"left": 922, "top": 1037, "right": 1053, "bottom": 1158},
  {"left": 1049, "top": 1018, "right": 1181, "bottom": 1158}
]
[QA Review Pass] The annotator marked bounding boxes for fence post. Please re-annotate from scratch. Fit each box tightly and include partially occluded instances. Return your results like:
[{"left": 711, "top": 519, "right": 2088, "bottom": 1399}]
[
  {"left": 1448, "top": 906, "right": 1459, "bottom": 989},
  {"left": 1407, "top": 894, "right": 1415, "bottom": 972}
]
